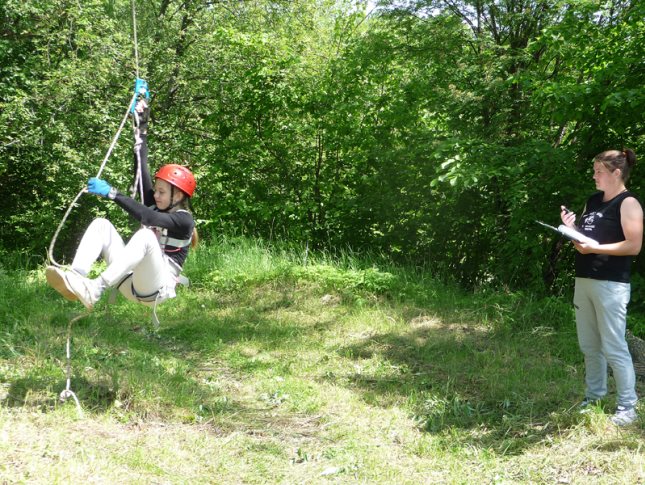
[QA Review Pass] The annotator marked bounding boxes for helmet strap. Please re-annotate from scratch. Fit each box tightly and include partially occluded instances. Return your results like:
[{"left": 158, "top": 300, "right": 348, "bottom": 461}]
[{"left": 160, "top": 185, "right": 180, "bottom": 212}]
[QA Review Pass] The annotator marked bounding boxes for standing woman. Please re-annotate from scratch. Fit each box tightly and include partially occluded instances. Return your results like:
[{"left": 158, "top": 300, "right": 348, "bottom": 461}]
[
  {"left": 46, "top": 99, "right": 196, "bottom": 311},
  {"left": 560, "top": 149, "right": 642, "bottom": 426}
]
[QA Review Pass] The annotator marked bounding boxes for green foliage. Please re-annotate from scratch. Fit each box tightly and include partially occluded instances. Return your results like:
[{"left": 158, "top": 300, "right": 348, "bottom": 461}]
[
  {"left": 0, "top": 0, "right": 136, "bottom": 260},
  {"left": 1, "top": 0, "right": 644, "bottom": 294}
]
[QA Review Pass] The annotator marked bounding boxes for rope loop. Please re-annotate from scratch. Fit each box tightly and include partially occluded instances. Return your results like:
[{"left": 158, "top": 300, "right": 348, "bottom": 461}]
[{"left": 50, "top": 0, "right": 143, "bottom": 414}]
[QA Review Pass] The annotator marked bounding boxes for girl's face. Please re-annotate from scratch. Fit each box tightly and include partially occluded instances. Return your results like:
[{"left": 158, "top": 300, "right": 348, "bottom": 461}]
[{"left": 154, "top": 179, "right": 184, "bottom": 210}]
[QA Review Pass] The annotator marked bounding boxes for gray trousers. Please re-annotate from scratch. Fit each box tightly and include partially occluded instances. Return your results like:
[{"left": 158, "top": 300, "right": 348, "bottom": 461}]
[{"left": 574, "top": 277, "right": 637, "bottom": 407}]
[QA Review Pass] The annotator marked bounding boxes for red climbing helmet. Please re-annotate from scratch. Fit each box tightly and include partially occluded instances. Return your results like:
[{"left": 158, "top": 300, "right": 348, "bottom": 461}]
[{"left": 155, "top": 164, "right": 196, "bottom": 197}]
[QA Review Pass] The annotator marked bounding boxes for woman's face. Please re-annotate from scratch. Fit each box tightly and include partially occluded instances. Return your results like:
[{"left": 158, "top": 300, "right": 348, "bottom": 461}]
[
  {"left": 154, "top": 179, "right": 184, "bottom": 210},
  {"left": 592, "top": 161, "right": 617, "bottom": 192}
]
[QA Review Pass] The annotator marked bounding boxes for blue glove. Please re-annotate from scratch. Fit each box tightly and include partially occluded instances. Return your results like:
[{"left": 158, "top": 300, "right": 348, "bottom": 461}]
[
  {"left": 134, "top": 78, "right": 150, "bottom": 99},
  {"left": 130, "top": 78, "right": 150, "bottom": 113},
  {"left": 87, "top": 177, "right": 112, "bottom": 198}
]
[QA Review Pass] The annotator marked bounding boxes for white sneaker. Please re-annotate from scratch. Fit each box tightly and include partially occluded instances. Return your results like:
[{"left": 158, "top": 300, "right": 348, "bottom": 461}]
[
  {"left": 610, "top": 405, "right": 638, "bottom": 426},
  {"left": 45, "top": 266, "right": 77, "bottom": 301},
  {"left": 64, "top": 271, "right": 101, "bottom": 310}
]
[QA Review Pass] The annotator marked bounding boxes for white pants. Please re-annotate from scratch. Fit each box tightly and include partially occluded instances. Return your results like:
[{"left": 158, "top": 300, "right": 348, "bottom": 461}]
[
  {"left": 72, "top": 218, "right": 178, "bottom": 306},
  {"left": 574, "top": 277, "right": 637, "bottom": 407}
]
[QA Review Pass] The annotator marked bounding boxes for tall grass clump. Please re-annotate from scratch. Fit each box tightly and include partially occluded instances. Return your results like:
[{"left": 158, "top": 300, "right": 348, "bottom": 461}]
[
  {"left": 185, "top": 236, "right": 294, "bottom": 291},
  {"left": 186, "top": 236, "right": 580, "bottom": 334}
]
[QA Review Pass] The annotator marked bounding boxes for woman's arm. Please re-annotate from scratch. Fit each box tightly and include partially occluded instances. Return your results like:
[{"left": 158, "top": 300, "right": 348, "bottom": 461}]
[{"left": 574, "top": 197, "right": 643, "bottom": 255}]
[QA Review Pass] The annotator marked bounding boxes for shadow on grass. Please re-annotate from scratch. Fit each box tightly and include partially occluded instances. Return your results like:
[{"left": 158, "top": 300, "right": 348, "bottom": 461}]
[
  {"left": 159, "top": 286, "right": 339, "bottom": 354},
  {"left": 2, "top": 375, "right": 116, "bottom": 412},
  {"left": 3, "top": 282, "right": 320, "bottom": 433},
  {"left": 334, "top": 318, "right": 645, "bottom": 453},
  {"left": 158, "top": 282, "right": 615, "bottom": 453}
]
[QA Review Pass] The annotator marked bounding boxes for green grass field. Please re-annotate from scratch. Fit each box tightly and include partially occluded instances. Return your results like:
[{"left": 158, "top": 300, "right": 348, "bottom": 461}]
[{"left": 1, "top": 238, "right": 643, "bottom": 483}]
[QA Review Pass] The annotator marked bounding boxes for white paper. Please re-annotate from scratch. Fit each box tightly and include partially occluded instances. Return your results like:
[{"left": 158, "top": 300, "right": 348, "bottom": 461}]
[{"left": 557, "top": 225, "right": 598, "bottom": 245}]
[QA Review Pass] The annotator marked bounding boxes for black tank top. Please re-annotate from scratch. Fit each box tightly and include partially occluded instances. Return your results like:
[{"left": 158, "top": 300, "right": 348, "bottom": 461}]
[{"left": 575, "top": 190, "right": 637, "bottom": 283}]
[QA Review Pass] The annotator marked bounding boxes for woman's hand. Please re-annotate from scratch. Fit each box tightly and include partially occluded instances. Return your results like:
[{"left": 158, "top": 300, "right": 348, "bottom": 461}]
[
  {"left": 560, "top": 205, "right": 576, "bottom": 227},
  {"left": 572, "top": 240, "right": 599, "bottom": 254},
  {"left": 135, "top": 99, "right": 147, "bottom": 113}
]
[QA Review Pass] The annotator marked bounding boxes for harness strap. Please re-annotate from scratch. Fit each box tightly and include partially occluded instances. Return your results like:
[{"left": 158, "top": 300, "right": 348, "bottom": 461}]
[
  {"left": 159, "top": 228, "right": 192, "bottom": 249},
  {"left": 108, "top": 264, "right": 188, "bottom": 330},
  {"left": 127, "top": 273, "right": 169, "bottom": 331},
  {"left": 144, "top": 208, "right": 193, "bottom": 251},
  {"left": 131, "top": 282, "right": 160, "bottom": 302}
]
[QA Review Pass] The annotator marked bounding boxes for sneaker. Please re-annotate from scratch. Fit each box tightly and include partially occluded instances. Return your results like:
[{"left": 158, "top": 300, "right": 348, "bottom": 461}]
[
  {"left": 64, "top": 271, "right": 101, "bottom": 310},
  {"left": 45, "top": 266, "right": 78, "bottom": 301},
  {"left": 577, "top": 397, "right": 601, "bottom": 413},
  {"left": 611, "top": 405, "right": 638, "bottom": 426}
]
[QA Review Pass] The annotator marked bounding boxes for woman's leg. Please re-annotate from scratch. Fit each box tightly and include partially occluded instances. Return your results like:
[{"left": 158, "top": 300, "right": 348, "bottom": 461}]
[
  {"left": 574, "top": 278, "right": 608, "bottom": 401},
  {"left": 47, "top": 218, "right": 124, "bottom": 301},
  {"left": 592, "top": 280, "right": 637, "bottom": 408},
  {"left": 65, "top": 226, "right": 167, "bottom": 310}
]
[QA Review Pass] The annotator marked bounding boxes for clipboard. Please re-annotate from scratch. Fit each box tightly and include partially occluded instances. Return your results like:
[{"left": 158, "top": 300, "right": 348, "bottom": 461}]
[{"left": 536, "top": 220, "right": 598, "bottom": 245}]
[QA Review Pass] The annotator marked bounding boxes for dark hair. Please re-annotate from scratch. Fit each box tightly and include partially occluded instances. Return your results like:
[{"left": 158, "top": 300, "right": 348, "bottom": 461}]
[{"left": 594, "top": 148, "right": 637, "bottom": 183}]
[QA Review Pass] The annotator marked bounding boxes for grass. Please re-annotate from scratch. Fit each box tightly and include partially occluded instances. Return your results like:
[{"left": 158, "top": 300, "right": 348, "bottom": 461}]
[{"left": 0, "top": 237, "right": 644, "bottom": 483}]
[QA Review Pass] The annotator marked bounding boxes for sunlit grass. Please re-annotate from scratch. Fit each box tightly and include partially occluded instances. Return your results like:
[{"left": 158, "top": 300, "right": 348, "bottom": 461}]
[{"left": 0, "top": 237, "right": 643, "bottom": 483}]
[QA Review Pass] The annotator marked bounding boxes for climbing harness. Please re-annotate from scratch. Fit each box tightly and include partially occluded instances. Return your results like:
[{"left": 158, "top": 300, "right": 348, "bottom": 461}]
[
  {"left": 49, "top": 0, "right": 147, "bottom": 416},
  {"left": 154, "top": 218, "right": 194, "bottom": 251},
  {"left": 160, "top": 232, "right": 192, "bottom": 250}
]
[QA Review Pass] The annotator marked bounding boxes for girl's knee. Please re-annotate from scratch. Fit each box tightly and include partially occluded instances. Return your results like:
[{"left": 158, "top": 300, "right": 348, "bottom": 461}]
[
  {"left": 131, "top": 227, "right": 158, "bottom": 243},
  {"left": 88, "top": 217, "right": 115, "bottom": 232},
  {"left": 128, "top": 228, "right": 163, "bottom": 257},
  {"left": 89, "top": 217, "right": 109, "bottom": 227}
]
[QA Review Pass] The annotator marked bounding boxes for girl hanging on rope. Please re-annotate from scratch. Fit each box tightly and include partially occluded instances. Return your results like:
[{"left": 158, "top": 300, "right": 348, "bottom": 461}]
[{"left": 46, "top": 99, "right": 197, "bottom": 311}]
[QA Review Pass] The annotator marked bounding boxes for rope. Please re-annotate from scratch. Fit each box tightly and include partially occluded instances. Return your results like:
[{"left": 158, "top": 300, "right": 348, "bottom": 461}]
[
  {"left": 59, "top": 312, "right": 89, "bottom": 417},
  {"left": 48, "top": 103, "right": 135, "bottom": 268},
  {"left": 132, "top": 0, "right": 140, "bottom": 79},
  {"left": 48, "top": 189, "right": 84, "bottom": 268},
  {"left": 131, "top": 124, "right": 146, "bottom": 202},
  {"left": 130, "top": 0, "right": 144, "bottom": 211},
  {"left": 48, "top": 0, "right": 143, "bottom": 266},
  {"left": 48, "top": 99, "right": 136, "bottom": 268},
  {"left": 97, "top": 103, "right": 136, "bottom": 179},
  {"left": 130, "top": 0, "right": 145, "bottom": 204},
  {"left": 50, "top": 0, "right": 142, "bottom": 411}
]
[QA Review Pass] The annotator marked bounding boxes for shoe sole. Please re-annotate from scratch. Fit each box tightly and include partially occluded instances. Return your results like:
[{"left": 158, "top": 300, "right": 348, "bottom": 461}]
[{"left": 46, "top": 266, "right": 78, "bottom": 301}]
